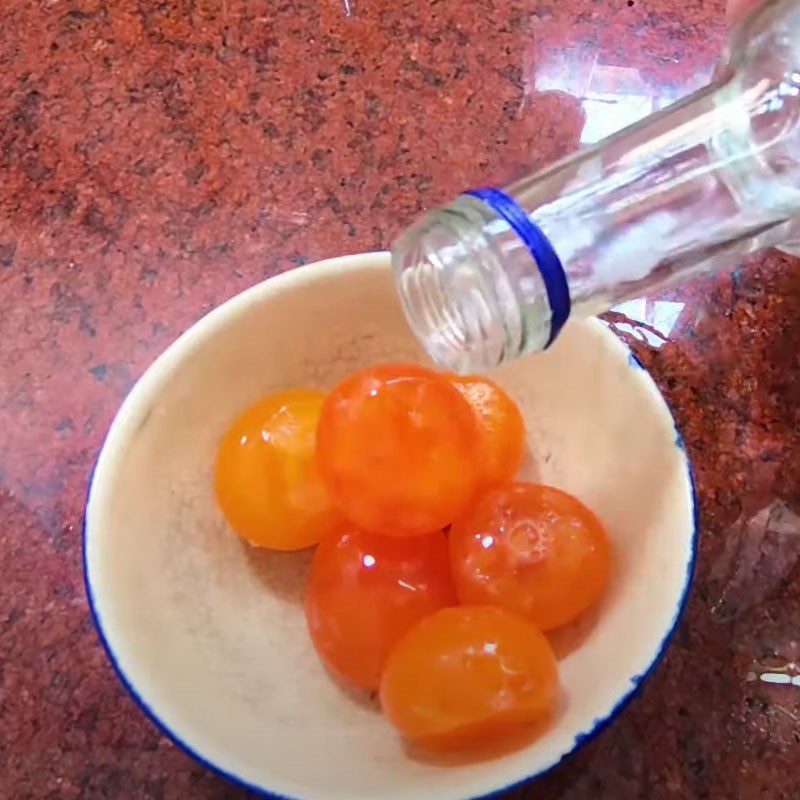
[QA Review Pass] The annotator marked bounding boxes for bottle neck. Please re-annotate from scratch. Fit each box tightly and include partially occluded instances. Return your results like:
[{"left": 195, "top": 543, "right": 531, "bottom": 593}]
[
  {"left": 506, "top": 78, "right": 794, "bottom": 319},
  {"left": 392, "top": 0, "right": 800, "bottom": 373}
]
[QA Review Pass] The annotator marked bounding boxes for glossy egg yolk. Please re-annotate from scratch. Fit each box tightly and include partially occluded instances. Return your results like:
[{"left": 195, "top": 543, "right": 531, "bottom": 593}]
[
  {"left": 449, "top": 483, "right": 611, "bottom": 631},
  {"left": 380, "top": 605, "right": 558, "bottom": 749},
  {"left": 450, "top": 375, "right": 526, "bottom": 488},
  {"left": 215, "top": 389, "right": 340, "bottom": 551},
  {"left": 305, "top": 528, "right": 456, "bottom": 690},
  {"left": 316, "top": 364, "right": 481, "bottom": 535}
]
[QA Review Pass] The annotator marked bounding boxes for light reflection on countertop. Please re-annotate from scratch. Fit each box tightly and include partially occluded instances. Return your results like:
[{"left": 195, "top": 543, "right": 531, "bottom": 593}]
[
  {"left": 609, "top": 298, "right": 686, "bottom": 347},
  {"left": 534, "top": 46, "right": 713, "bottom": 143}
]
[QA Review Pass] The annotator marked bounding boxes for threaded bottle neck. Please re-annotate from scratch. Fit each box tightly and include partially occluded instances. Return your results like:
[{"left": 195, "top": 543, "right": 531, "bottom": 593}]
[{"left": 392, "top": 198, "right": 552, "bottom": 374}]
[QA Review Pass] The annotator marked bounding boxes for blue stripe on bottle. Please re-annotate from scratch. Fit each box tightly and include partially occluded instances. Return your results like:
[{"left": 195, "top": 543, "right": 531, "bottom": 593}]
[{"left": 465, "top": 187, "right": 570, "bottom": 348}]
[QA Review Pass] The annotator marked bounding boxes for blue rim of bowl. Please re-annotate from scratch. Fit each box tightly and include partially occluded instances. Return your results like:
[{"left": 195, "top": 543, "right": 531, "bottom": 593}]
[{"left": 82, "top": 340, "right": 699, "bottom": 800}]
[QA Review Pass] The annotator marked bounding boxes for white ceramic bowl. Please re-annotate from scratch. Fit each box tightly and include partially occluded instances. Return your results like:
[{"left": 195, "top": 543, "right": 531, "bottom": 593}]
[{"left": 84, "top": 252, "right": 696, "bottom": 800}]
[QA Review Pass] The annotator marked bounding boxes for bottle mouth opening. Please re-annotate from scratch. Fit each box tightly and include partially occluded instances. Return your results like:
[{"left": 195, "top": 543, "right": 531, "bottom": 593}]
[
  {"left": 391, "top": 206, "right": 520, "bottom": 374},
  {"left": 394, "top": 252, "right": 502, "bottom": 374}
]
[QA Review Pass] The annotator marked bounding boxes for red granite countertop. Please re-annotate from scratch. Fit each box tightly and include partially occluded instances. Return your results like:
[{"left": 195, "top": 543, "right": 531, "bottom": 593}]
[{"left": 2, "top": 0, "right": 799, "bottom": 798}]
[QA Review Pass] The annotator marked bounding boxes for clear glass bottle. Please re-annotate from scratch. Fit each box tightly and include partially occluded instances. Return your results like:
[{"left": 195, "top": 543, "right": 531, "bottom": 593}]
[{"left": 392, "top": 0, "right": 800, "bottom": 373}]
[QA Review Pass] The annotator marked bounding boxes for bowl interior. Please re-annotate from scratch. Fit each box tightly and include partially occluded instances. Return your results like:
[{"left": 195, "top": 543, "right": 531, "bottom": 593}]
[{"left": 85, "top": 252, "right": 695, "bottom": 800}]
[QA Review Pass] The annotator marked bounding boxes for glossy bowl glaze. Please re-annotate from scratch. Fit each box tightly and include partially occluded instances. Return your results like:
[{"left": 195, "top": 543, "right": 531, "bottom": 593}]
[{"left": 84, "top": 252, "right": 696, "bottom": 800}]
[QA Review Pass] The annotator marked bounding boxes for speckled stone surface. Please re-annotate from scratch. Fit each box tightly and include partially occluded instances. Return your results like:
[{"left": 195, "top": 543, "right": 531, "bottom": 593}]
[{"left": 1, "top": 0, "right": 799, "bottom": 798}]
